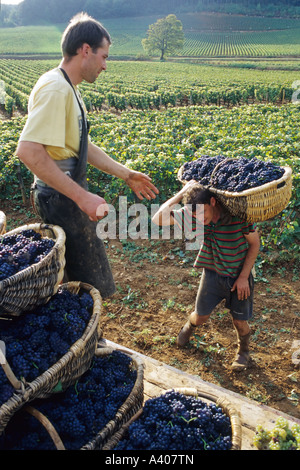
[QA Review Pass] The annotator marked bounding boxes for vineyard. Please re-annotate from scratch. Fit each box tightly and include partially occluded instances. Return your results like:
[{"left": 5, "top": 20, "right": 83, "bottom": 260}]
[
  {"left": 0, "top": 59, "right": 299, "bottom": 263},
  {"left": 0, "top": 15, "right": 300, "bottom": 424},
  {"left": 1, "top": 59, "right": 300, "bottom": 117},
  {"left": 1, "top": 13, "right": 300, "bottom": 58}
]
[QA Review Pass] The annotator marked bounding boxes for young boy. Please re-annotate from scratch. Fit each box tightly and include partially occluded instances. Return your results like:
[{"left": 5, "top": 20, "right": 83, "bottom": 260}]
[{"left": 152, "top": 180, "right": 260, "bottom": 371}]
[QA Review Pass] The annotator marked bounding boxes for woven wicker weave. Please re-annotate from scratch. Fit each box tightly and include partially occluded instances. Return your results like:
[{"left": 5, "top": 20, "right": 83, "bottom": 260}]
[
  {"left": 0, "top": 281, "right": 103, "bottom": 435},
  {"left": 102, "top": 387, "right": 242, "bottom": 450},
  {"left": 0, "top": 223, "right": 66, "bottom": 316},
  {"left": 0, "top": 211, "right": 6, "bottom": 235},
  {"left": 82, "top": 346, "right": 144, "bottom": 450},
  {"left": 178, "top": 164, "right": 292, "bottom": 223},
  {"left": 1, "top": 345, "right": 144, "bottom": 449}
]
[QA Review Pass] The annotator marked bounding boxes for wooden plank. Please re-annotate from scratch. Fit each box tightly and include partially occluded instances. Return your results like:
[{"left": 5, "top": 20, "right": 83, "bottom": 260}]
[{"left": 103, "top": 339, "right": 300, "bottom": 451}]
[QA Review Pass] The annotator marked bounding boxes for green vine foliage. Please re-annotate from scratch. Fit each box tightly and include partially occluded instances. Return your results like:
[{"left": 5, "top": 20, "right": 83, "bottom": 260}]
[{"left": 1, "top": 101, "right": 299, "bottom": 267}]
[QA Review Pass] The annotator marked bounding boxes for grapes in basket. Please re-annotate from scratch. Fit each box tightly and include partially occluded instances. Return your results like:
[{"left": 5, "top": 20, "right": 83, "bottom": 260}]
[
  {"left": 0, "top": 288, "right": 93, "bottom": 405},
  {"left": 181, "top": 155, "right": 284, "bottom": 192},
  {"left": 0, "top": 351, "right": 137, "bottom": 450},
  {"left": 0, "top": 229, "right": 54, "bottom": 281},
  {"left": 114, "top": 389, "right": 232, "bottom": 450}
]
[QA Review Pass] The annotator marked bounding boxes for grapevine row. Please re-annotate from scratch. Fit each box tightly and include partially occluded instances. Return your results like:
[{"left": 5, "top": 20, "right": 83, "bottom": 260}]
[{"left": 0, "top": 59, "right": 297, "bottom": 116}]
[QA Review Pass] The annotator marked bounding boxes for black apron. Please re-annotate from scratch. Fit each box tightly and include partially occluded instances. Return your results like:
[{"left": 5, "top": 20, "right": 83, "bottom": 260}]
[{"left": 30, "top": 68, "right": 116, "bottom": 298}]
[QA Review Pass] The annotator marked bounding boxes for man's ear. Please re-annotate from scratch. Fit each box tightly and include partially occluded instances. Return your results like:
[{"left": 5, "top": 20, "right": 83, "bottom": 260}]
[{"left": 79, "top": 43, "right": 90, "bottom": 57}]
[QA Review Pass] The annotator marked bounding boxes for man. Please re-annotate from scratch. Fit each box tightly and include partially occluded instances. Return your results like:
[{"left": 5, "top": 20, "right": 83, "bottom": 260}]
[
  {"left": 152, "top": 180, "right": 260, "bottom": 371},
  {"left": 16, "top": 13, "right": 158, "bottom": 298}
]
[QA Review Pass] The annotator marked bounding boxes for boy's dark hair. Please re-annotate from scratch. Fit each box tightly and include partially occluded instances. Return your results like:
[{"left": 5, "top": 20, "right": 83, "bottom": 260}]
[
  {"left": 61, "top": 12, "right": 111, "bottom": 57},
  {"left": 182, "top": 183, "right": 214, "bottom": 212}
]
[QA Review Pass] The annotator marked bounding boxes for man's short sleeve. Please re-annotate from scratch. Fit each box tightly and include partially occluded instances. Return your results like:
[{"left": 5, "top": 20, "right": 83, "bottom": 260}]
[{"left": 20, "top": 89, "right": 67, "bottom": 148}]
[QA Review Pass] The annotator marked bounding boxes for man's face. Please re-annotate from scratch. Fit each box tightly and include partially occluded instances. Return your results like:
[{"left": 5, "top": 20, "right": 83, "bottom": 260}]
[{"left": 82, "top": 38, "right": 110, "bottom": 83}]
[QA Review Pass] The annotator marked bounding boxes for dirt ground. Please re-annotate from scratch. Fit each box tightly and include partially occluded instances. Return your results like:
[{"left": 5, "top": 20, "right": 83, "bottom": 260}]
[{"left": 1, "top": 200, "right": 300, "bottom": 421}]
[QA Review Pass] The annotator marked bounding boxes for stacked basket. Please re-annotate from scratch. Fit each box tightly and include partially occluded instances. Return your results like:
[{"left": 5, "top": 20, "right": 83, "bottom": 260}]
[
  {"left": 0, "top": 221, "right": 144, "bottom": 450},
  {"left": 102, "top": 388, "right": 242, "bottom": 451},
  {"left": 0, "top": 212, "right": 6, "bottom": 236}
]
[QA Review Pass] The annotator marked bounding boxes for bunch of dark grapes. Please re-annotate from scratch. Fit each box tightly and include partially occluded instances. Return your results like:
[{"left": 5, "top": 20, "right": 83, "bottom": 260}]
[
  {"left": 0, "top": 289, "right": 93, "bottom": 406},
  {"left": 182, "top": 155, "right": 284, "bottom": 192},
  {"left": 0, "top": 229, "right": 54, "bottom": 281},
  {"left": 210, "top": 156, "right": 284, "bottom": 192},
  {"left": 114, "top": 389, "right": 232, "bottom": 450},
  {"left": 0, "top": 351, "right": 137, "bottom": 450},
  {"left": 181, "top": 155, "right": 226, "bottom": 185}
]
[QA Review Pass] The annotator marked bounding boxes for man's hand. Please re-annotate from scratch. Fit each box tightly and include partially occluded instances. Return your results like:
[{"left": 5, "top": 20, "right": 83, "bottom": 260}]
[
  {"left": 75, "top": 191, "right": 109, "bottom": 222},
  {"left": 125, "top": 170, "right": 159, "bottom": 200}
]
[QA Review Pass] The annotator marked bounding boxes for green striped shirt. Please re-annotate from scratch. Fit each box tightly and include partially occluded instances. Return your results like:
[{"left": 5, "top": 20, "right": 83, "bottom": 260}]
[{"left": 172, "top": 207, "right": 256, "bottom": 278}]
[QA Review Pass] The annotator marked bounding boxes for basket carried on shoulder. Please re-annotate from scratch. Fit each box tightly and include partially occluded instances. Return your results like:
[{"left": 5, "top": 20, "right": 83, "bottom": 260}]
[
  {"left": 178, "top": 164, "right": 292, "bottom": 223},
  {"left": 0, "top": 211, "right": 6, "bottom": 235},
  {"left": 0, "top": 281, "right": 102, "bottom": 435},
  {"left": 102, "top": 387, "right": 242, "bottom": 450},
  {"left": 0, "top": 223, "right": 66, "bottom": 316}
]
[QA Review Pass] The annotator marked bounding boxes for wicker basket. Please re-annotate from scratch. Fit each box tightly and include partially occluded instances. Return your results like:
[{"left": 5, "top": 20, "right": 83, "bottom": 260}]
[
  {"left": 102, "top": 387, "right": 242, "bottom": 451},
  {"left": 0, "top": 223, "right": 66, "bottom": 316},
  {"left": 0, "top": 211, "right": 6, "bottom": 235},
  {"left": 178, "top": 164, "right": 292, "bottom": 223},
  {"left": 82, "top": 346, "right": 144, "bottom": 450},
  {"left": 0, "top": 281, "right": 103, "bottom": 435},
  {"left": 1, "top": 346, "right": 144, "bottom": 450}
]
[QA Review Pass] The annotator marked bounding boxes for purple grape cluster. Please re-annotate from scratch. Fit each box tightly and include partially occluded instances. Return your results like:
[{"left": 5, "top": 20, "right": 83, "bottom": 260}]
[
  {"left": 181, "top": 155, "right": 284, "bottom": 192},
  {"left": 0, "top": 289, "right": 93, "bottom": 405},
  {"left": 181, "top": 155, "right": 226, "bottom": 185},
  {"left": 0, "top": 229, "right": 54, "bottom": 281},
  {"left": 0, "top": 351, "right": 137, "bottom": 450},
  {"left": 210, "top": 156, "right": 284, "bottom": 192},
  {"left": 114, "top": 389, "right": 232, "bottom": 450}
]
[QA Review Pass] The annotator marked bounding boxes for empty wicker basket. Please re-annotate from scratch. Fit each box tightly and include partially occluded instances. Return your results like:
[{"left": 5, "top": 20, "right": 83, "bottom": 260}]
[{"left": 0, "top": 223, "right": 66, "bottom": 316}]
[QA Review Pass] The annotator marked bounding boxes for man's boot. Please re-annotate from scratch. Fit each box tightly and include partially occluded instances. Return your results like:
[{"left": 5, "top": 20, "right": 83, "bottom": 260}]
[
  {"left": 231, "top": 331, "right": 251, "bottom": 371},
  {"left": 176, "top": 320, "right": 197, "bottom": 347}
]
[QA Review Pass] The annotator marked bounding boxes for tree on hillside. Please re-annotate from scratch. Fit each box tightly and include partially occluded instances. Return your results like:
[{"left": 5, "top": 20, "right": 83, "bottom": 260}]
[{"left": 142, "top": 14, "right": 184, "bottom": 61}]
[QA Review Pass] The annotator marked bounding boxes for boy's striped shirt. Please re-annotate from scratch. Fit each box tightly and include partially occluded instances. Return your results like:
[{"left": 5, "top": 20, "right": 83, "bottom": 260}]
[{"left": 172, "top": 206, "right": 256, "bottom": 278}]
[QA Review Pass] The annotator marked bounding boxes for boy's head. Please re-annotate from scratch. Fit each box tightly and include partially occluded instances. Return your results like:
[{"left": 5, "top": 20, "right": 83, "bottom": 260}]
[
  {"left": 182, "top": 183, "right": 219, "bottom": 225},
  {"left": 182, "top": 183, "right": 215, "bottom": 210}
]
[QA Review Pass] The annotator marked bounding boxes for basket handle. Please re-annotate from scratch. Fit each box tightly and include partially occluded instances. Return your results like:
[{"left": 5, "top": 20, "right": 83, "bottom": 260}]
[
  {"left": 0, "top": 347, "right": 23, "bottom": 390},
  {"left": 24, "top": 405, "right": 66, "bottom": 450}
]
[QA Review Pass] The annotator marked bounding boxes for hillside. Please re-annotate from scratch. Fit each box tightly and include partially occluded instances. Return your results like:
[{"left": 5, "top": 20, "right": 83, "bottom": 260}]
[{"left": 1, "top": 12, "right": 300, "bottom": 58}]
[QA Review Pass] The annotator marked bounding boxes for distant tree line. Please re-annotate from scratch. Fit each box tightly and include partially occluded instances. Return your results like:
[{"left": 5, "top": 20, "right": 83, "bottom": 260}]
[{"left": 1, "top": 0, "right": 300, "bottom": 27}]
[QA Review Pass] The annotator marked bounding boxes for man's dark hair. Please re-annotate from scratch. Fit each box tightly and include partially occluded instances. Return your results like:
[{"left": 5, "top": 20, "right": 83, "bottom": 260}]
[
  {"left": 61, "top": 12, "right": 111, "bottom": 57},
  {"left": 182, "top": 183, "right": 214, "bottom": 212}
]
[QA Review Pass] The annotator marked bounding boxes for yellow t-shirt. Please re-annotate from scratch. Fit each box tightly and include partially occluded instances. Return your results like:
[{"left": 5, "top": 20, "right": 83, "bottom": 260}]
[{"left": 19, "top": 68, "right": 84, "bottom": 161}]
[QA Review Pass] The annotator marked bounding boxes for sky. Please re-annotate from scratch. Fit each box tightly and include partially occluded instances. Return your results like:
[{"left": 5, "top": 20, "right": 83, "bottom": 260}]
[{"left": 1, "top": 0, "right": 23, "bottom": 4}]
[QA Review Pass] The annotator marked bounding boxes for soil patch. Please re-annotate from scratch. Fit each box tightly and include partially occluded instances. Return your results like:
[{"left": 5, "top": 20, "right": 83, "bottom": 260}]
[{"left": 1, "top": 200, "right": 300, "bottom": 420}]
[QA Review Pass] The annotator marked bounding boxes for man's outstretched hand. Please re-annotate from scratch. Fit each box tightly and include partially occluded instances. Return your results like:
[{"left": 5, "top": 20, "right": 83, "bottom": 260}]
[{"left": 126, "top": 170, "right": 159, "bottom": 200}]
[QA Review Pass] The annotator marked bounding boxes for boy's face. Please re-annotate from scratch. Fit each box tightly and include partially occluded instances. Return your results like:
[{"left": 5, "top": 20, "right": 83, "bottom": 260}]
[
  {"left": 203, "top": 203, "right": 214, "bottom": 225},
  {"left": 193, "top": 197, "right": 216, "bottom": 225}
]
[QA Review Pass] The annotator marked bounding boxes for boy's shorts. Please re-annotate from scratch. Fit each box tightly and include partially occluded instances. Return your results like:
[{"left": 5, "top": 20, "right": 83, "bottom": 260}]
[{"left": 195, "top": 268, "right": 254, "bottom": 321}]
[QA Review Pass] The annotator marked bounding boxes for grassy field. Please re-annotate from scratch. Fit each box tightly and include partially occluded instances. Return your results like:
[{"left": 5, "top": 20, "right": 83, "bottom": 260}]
[{"left": 1, "top": 12, "right": 300, "bottom": 57}]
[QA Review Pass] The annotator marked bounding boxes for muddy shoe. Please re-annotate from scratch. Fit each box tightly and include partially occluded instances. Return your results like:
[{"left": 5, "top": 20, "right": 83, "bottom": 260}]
[
  {"left": 176, "top": 320, "right": 196, "bottom": 347},
  {"left": 231, "top": 332, "right": 250, "bottom": 371}
]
